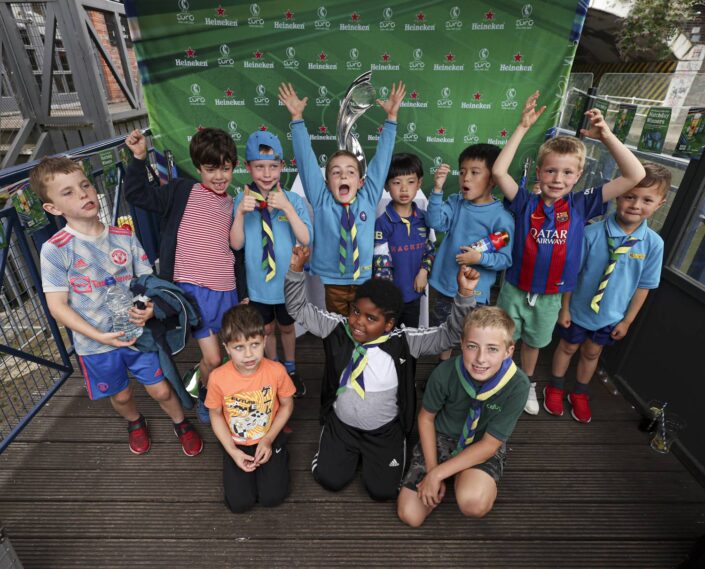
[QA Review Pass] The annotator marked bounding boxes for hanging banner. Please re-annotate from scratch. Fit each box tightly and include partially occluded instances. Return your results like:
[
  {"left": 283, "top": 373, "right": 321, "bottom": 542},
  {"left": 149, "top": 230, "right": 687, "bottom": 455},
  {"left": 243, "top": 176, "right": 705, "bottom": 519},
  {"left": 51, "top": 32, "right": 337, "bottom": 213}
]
[
  {"left": 12, "top": 183, "right": 50, "bottom": 234},
  {"left": 125, "top": 0, "right": 587, "bottom": 190},
  {"left": 674, "top": 107, "right": 705, "bottom": 159},
  {"left": 567, "top": 91, "right": 588, "bottom": 132},
  {"left": 637, "top": 107, "right": 671, "bottom": 154},
  {"left": 592, "top": 97, "right": 610, "bottom": 117},
  {"left": 612, "top": 103, "right": 637, "bottom": 143}
]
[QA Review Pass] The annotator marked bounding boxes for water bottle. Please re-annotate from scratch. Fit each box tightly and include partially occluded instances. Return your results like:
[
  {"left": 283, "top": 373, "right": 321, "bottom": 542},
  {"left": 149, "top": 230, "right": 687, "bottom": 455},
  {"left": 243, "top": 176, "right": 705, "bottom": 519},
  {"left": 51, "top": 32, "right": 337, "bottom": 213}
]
[
  {"left": 104, "top": 277, "right": 143, "bottom": 341},
  {"left": 469, "top": 231, "right": 510, "bottom": 253}
]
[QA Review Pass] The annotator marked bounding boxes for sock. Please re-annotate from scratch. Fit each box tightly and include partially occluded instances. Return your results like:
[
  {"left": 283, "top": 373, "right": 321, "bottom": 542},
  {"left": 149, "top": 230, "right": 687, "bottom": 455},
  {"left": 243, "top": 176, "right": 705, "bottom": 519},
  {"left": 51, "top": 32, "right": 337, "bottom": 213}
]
[
  {"left": 284, "top": 360, "right": 296, "bottom": 374},
  {"left": 128, "top": 414, "right": 144, "bottom": 425},
  {"left": 173, "top": 418, "right": 189, "bottom": 428},
  {"left": 550, "top": 376, "right": 565, "bottom": 390},
  {"left": 574, "top": 382, "right": 589, "bottom": 394}
]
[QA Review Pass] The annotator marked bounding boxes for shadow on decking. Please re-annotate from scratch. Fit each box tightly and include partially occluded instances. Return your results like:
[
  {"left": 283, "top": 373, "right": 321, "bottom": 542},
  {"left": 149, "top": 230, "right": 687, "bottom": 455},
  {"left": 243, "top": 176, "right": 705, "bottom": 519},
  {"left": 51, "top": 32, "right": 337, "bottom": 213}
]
[{"left": 1, "top": 334, "right": 704, "bottom": 568}]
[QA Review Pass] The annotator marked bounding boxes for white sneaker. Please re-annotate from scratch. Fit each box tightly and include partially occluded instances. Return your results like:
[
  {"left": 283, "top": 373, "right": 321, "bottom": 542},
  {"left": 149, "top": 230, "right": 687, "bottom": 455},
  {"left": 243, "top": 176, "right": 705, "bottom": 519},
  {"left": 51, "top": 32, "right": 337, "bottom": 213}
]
[{"left": 524, "top": 382, "right": 539, "bottom": 415}]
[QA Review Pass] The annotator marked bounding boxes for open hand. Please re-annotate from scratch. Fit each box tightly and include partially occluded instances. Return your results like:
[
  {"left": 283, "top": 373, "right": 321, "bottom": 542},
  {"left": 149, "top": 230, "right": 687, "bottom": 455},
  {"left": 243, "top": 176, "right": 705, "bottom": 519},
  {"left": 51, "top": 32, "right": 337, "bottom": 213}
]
[
  {"left": 456, "top": 246, "right": 482, "bottom": 266},
  {"left": 278, "top": 83, "right": 308, "bottom": 120},
  {"left": 519, "top": 91, "right": 546, "bottom": 130},
  {"left": 581, "top": 108, "right": 611, "bottom": 141},
  {"left": 377, "top": 81, "right": 406, "bottom": 122},
  {"left": 433, "top": 164, "right": 451, "bottom": 192},
  {"left": 99, "top": 331, "right": 137, "bottom": 348}
]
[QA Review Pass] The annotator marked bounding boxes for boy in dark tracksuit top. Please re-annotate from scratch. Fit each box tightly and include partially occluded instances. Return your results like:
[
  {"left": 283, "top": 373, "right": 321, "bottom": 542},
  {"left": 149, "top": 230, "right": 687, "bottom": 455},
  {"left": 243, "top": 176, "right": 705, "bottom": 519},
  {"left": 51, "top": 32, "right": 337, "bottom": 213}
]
[{"left": 285, "top": 246, "right": 479, "bottom": 500}]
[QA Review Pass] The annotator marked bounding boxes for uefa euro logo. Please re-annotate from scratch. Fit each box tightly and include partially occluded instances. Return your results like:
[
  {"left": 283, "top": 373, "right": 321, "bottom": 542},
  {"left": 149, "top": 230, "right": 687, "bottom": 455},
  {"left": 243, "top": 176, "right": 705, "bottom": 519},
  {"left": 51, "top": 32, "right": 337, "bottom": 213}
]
[
  {"left": 188, "top": 83, "right": 205, "bottom": 105},
  {"left": 380, "top": 7, "right": 395, "bottom": 30},
  {"left": 254, "top": 84, "right": 270, "bottom": 106},
  {"left": 248, "top": 3, "right": 264, "bottom": 26},
  {"left": 403, "top": 122, "right": 418, "bottom": 142},
  {"left": 446, "top": 6, "right": 462, "bottom": 30},
  {"left": 176, "top": 0, "right": 194, "bottom": 23},
  {"left": 475, "top": 48, "right": 491, "bottom": 71},
  {"left": 430, "top": 156, "right": 443, "bottom": 174},
  {"left": 464, "top": 123, "right": 479, "bottom": 143},
  {"left": 437, "top": 87, "right": 452, "bottom": 108},
  {"left": 316, "top": 85, "right": 331, "bottom": 107},
  {"left": 502, "top": 88, "right": 519, "bottom": 110},
  {"left": 347, "top": 47, "right": 362, "bottom": 70},
  {"left": 516, "top": 4, "right": 534, "bottom": 29},
  {"left": 409, "top": 48, "right": 425, "bottom": 71},
  {"left": 228, "top": 121, "right": 242, "bottom": 141},
  {"left": 318, "top": 154, "right": 328, "bottom": 167},
  {"left": 218, "top": 44, "right": 234, "bottom": 66},
  {"left": 315, "top": 6, "right": 330, "bottom": 29},
  {"left": 284, "top": 46, "right": 299, "bottom": 69}
]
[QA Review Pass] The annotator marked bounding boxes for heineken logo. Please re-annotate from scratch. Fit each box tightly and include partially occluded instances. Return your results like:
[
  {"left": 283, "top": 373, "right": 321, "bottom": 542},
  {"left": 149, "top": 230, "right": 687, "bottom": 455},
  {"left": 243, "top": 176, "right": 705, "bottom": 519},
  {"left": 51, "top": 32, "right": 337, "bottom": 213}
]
[
  {"left": 516, "top": 4, "right": 534, "bottom": 29},
  {"left": 380, "top": 7, "right": 395, "bottom": 30},
  {"left": 446, "top": 6, "right": 462, "bottom": 30},
  {"left": 205, "top": 5, "right": 238, "bottom": 27},
  {"left": 315, "top": 5, "right": 330, "bottom": 28},
  {"left": 276, "top": 8, "right": 305, "bottom": 29},
  {"left": 437, "top": 87, "right": 452, "bottom": 108},
  {"left": 248, "top": 3, "right": 264, "bottom": 26}
]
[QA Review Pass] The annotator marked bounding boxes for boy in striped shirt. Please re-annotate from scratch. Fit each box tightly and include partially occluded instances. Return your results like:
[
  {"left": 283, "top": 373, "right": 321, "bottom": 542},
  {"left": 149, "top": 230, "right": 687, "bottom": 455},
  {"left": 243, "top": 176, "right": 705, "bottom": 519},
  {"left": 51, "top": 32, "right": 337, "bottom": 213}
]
[
  {"left": 491, "top": 91, "right": 645, "bottom": 415},
  {"left": 125, "top": 128, "right": 242, "bottom": 424}
]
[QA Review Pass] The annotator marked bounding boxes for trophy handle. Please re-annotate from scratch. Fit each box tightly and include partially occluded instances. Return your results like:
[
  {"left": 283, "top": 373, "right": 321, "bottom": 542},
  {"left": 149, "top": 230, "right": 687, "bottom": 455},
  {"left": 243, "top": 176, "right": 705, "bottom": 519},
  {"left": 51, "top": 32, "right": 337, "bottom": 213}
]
[{"left": 336, "top": 71, "right": 375, "bottom": 177}]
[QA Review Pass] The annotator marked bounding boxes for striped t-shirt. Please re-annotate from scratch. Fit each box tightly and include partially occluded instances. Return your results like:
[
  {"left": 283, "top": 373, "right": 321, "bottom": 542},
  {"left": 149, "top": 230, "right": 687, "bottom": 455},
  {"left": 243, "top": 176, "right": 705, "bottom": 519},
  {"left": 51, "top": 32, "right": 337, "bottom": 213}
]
[{"left": 173, "top": 183, "right": 235, "bottom": 291}]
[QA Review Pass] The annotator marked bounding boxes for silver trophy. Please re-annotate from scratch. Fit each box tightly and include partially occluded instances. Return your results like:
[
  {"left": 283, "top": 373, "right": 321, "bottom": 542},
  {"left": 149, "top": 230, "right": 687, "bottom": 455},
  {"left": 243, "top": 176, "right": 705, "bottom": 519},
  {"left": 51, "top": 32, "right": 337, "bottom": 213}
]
[{"left": 336, "top": 71, "right": 376, "bottom": 176}]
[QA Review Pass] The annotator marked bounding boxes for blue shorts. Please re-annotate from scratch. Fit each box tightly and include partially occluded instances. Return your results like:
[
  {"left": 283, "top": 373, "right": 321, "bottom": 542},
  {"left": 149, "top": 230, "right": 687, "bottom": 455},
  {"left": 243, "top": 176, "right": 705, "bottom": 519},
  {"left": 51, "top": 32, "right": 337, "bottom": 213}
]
[
  {"left": 176, "top": 282, "right": 238, "bottom": 339},
  {"left": 78, "top": 348, "right": 164, "bottom": 400},
  {"left": 557, "top": 321, "right": 616, "bottom": 347}
]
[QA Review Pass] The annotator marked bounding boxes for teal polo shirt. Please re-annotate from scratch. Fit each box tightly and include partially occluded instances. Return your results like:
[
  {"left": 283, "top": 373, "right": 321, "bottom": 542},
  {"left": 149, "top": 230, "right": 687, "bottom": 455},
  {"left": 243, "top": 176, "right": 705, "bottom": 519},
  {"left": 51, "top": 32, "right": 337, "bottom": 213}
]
[{"left": 570, "top": 215, "right": 664, "bottom": 331}]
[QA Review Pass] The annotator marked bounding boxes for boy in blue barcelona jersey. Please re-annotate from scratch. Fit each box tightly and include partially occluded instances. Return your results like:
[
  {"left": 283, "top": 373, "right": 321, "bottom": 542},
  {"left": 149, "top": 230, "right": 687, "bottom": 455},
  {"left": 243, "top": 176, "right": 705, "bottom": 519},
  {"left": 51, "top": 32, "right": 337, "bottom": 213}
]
[
  {"left": 231, "top": 130, "right": 312, "bottom": 397},
  {"left": 492, "top": 91, "right": 645, "bottom": 415},
  {"left": 373, "top": 153, "right": 435, "bottom": 328},
  {"left": 428, "top": 144, "right": 514, "bottom": 361},
  {"left": 278, "top": 81, "right": 405, "bottom": 315},
  {"left": 548, "top": 163, "right": 668, "bottom": 423}
]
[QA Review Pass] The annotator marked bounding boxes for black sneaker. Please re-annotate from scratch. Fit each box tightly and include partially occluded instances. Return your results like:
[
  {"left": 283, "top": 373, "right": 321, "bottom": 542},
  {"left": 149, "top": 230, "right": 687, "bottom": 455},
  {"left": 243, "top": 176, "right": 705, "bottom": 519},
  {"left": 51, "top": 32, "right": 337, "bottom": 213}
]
[{"left": 289, "top": 371, "right": 306, "bottom": 398}]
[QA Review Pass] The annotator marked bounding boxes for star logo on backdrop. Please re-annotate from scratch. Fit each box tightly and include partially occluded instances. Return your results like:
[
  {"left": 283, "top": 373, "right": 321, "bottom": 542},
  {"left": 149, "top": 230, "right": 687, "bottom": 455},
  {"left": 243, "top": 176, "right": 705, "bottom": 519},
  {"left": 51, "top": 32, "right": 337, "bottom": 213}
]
[
  {"left": 197, "top": 125, "right": 205, "bottom": 132},
  {"left": 474, "top": 92, "right": 482, "bottom": 100},
  {"left": 410, "top": 91, "right": 418, "bottom": 99},
  {"left": 351, "top": 12, "right": 360, "bottom": 21},
  {"left": 437, "top": 127, "right": 446, "bottom": 135},
  {"left": 285, "top": 9, "right": 294, "bottom": 20},
  {"left": 224, "top": 88, "right": 233, "bottom": 97},
  {"left": 514, "top": 53, "right": 523, "bottom": 62},
  {"left": 259, "top": 125, "right": 268, "bottom": 131},
  {"left": 319, "top": 125, "right": 328, "bottom": 134},
  {"left": 216, "top": 5, "right": 225, "bottom": 16},
  {"left": 445, "top": 52, "right": 455, "bottom": 62},
  {"left": 185, "top": 47, "right": 195, "bottom": 58},
  {"left": 500, "top": 129, "right": 508, "bottom": 137},
  {"left": 485, "top": 10, "right": 494, "bottom": 20},
  {"left": 377, "top": 126, "right": 383, "bottom": 133},
  {"left": 416, "top": 11, "right": 425, "bottom": 21},
  {"left": 254, "top": 50, "right": 263, "bottom": 59},
  {"left": 382, "top": 52, "right": 391, "bottom": 62},
  {"left": 290, "top": 159, "right": 297, "bottom": 166},
  {"left": 319, "top": 51, "right": 327, "bottom": 61}
]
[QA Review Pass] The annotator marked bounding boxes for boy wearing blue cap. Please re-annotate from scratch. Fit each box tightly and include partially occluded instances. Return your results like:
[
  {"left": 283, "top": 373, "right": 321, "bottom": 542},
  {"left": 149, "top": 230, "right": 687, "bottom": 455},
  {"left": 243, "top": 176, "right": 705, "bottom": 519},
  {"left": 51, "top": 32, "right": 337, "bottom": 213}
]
[{"left": 230, "top": 131, "right": 312, "bottom": 397}]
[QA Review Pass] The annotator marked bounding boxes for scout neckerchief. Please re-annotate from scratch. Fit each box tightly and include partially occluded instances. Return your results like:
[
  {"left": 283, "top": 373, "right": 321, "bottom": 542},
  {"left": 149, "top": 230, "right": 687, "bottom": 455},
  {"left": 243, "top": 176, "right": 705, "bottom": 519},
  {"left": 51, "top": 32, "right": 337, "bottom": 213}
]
[
  {"left": 454, "top": 356, "right": 516, "bottom": 455},
  {"left": 590, "top": 223, "right": 639, "bottom": 313},
  {"left": 248, "top": 186, "right": 276, "bottom": 282},
  {"left": 338, "top": 323, "right": 391, "bottom": 399},
  {"left": 518, "top": 197, "right": 570, "bottom": 295},
  {"left": 339, "top": 198, "right": 360, "bottom": 280}
]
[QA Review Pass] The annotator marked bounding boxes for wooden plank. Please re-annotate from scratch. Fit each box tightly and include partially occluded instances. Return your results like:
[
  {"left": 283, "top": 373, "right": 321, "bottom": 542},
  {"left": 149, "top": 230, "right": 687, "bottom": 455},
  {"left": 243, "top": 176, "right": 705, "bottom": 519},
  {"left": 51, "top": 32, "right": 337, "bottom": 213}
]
[
  {"left": 1, "top": 468, "right": 703, "bottom": 503},
  {"left": 13, "top": 416, "right": 653, "bottom": 445},
  {"left": 0, "top": 441, "right": 686, "bottom": 473},
  {"left": 8, "top": 538, "right": 692, "bottom": 569},
  {"left": 2, "top": 501, "right": 703, "bottom": 541}
]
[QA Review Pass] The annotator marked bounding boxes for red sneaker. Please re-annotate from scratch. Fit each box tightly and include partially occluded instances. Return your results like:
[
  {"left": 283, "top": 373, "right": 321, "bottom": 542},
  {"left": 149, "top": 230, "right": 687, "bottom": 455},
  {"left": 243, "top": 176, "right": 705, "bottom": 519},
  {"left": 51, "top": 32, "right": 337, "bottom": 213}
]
[
  {"left": 543, "top": 385, "right": 565, "bottom": 417},
  {"left": 174, "top": 420, "right": 204, "bottom": 456},
  {"left": 568, "top": 392, "right": 592, "bottom": 424},
  {"left": 127, "top": 416, "right": 150, "bottom": 455}
]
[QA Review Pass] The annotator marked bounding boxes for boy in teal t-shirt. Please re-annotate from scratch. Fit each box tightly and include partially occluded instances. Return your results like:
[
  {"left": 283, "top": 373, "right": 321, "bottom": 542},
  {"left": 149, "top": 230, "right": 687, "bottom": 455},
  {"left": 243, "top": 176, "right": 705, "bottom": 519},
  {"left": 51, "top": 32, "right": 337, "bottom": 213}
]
[{"left": 397, "top": 306, "right": 529, "bottom": 527}]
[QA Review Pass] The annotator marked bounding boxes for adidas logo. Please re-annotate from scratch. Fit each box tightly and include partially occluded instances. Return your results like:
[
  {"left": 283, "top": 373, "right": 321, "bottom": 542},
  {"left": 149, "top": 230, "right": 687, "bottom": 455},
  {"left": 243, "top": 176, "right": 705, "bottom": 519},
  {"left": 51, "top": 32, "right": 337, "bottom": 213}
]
[
  {"left": 74, "top": 259, "right": 88, "bottom": 269},
  {"left": 389, "top": 458, "right": 400, "bottom": 467}
]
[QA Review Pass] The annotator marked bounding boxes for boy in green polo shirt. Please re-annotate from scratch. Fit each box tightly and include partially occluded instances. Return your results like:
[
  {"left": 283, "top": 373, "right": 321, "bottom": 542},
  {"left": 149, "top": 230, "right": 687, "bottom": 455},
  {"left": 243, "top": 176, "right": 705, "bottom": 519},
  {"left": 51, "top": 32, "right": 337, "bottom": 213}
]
[{"left": 397, "top": 306, "right": 529, "bottom": 526}]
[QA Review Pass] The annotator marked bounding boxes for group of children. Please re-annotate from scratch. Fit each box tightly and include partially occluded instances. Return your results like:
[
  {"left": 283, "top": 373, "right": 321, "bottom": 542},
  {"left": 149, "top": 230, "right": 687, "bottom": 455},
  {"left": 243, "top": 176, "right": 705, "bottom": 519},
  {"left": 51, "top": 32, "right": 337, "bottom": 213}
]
[{"left": 31, "top": 82, "right": 668, "bottom": 526}]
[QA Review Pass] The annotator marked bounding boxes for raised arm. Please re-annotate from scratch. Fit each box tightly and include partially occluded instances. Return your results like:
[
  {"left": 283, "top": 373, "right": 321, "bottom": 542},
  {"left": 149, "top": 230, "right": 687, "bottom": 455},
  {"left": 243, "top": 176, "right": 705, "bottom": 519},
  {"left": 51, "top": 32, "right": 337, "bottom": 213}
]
[
  {"left": 581, "top": 109, "right": 646, "bottom": 202},
  {"left": 230, "top": 186, "right": 257, "bottom": 250},
  {"left": 284, "top": 246, "right": 343, "bottom": 338},
  {"left": 405, "top": 266, "right": 479, "bottom": 357},
  {"left": 123, "top": 130, "right": 171, "bottom": 213},
  {"left": 426, "top": 164, "right": 453, "bottom": 232},
  {"left": 492, "top": 90, "right": 546, "bottom": 202}
]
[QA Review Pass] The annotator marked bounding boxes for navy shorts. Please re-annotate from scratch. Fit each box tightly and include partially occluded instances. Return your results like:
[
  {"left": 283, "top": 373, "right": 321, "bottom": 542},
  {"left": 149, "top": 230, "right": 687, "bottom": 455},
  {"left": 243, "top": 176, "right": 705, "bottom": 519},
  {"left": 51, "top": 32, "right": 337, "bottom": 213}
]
[
  {"left": 557, "top": 321, "right": 616, "bottom": 346},
  {"left": 176, "top": 282, "right": 238, "bottom": 339},
  {"left": 78, "top": 348, "right": 164, "bottom": 400},
  {"left": 249, "top": 301, "right": 295, "bottom": 326}
]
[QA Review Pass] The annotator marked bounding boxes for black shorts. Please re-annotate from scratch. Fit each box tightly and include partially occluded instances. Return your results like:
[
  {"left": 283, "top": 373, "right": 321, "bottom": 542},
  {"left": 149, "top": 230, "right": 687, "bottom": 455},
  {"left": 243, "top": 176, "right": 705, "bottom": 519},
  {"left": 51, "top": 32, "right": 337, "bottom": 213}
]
[
  {"left": 402, "top": 432, "right": 506, "bottom": 490},
  {"left": 249, "top": 301, "right": 295, "bottom": 326}
]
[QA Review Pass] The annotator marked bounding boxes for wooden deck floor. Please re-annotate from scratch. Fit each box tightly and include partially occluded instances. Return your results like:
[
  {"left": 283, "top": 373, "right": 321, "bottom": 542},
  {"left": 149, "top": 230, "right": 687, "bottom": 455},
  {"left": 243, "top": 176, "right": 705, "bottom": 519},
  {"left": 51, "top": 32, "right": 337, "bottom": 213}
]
[{"left": 1, "top": 334, "right": 704, "bottom": 568}]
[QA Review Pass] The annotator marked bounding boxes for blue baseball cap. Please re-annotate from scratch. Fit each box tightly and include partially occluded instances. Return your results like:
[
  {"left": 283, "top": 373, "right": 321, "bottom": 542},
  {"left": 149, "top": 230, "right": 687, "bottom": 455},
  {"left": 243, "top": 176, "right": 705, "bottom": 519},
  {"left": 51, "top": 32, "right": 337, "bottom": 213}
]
[{"left": 245, "top": 131, "right": 284, "bottom": 161}]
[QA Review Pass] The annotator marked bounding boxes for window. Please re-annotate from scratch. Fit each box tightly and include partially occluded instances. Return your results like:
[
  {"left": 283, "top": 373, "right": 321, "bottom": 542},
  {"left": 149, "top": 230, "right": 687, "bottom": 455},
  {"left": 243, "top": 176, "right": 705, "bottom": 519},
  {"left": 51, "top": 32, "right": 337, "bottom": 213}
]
[{"left": 672, "top": 190, "right": 705, "bottom": 285}]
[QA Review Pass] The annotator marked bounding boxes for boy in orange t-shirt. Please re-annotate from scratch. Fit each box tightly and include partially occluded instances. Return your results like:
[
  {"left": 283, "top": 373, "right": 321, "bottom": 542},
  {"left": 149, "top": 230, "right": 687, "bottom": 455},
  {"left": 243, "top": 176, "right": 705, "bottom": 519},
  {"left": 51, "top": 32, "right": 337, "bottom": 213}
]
[{"left": 205, "top": 305, "right": 295, "bottom": 513}]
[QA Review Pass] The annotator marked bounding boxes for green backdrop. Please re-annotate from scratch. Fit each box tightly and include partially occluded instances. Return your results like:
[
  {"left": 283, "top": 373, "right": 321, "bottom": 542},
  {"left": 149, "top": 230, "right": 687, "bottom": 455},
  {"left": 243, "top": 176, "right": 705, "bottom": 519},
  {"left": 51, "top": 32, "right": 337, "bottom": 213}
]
[{"left": 125, "top": 0, "right": 587, "bottom": 191}]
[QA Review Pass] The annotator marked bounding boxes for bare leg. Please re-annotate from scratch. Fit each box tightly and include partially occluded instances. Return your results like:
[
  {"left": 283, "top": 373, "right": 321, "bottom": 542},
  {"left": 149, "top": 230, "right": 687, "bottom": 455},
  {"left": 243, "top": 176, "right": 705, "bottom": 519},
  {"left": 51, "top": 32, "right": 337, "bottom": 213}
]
[
  {"left": 263, "top": 321, "right": 278, "bottom": 360},
  {"left": 520, "top": 343, "right": 540, "bottom": 377},
  {"left": 552, "top": 339, "right": 580, "bottom": 378},
  {"left": 144, "top": 380, "right": 184, "bottom": 423},
  {"left": 397, "top": 487, "right": 436, "bottom": 528},
  {"left": 196, "top": 333, "right": 222, "bottom": 388},
  {"left": 109, "top": 384, "right": 139, "bottom": 421},
  {"left": 454, "top": 468, "right": 498, "bottom": 519},
  {"left": 576, "top": 339, "right": 604, "bottom": 386},
  {"left": 279, "top": 322, "right": 296, "bottom": 363}
]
